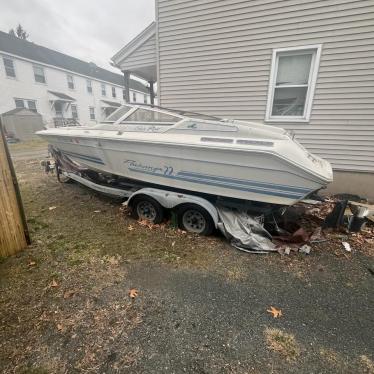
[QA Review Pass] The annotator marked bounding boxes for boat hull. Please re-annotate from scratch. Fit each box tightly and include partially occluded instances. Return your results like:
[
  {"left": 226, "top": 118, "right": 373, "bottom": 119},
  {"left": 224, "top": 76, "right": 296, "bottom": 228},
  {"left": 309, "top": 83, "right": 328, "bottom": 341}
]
[{"left": 43, "top": 134, "right": 327, "bottom": 205}]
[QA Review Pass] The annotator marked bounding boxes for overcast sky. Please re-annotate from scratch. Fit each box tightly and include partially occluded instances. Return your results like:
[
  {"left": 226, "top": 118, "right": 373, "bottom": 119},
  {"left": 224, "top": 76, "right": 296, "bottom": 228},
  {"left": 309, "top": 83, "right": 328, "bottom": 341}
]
[{"left": 0, "top": 0, "right": 155, "bottom": 72}]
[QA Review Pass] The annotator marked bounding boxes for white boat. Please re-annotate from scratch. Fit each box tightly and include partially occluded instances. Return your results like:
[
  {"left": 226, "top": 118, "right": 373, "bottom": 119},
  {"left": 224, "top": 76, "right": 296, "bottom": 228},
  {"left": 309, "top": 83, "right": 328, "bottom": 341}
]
[{"left": 37, "top": 104, "right": 333, "bottom": 206}]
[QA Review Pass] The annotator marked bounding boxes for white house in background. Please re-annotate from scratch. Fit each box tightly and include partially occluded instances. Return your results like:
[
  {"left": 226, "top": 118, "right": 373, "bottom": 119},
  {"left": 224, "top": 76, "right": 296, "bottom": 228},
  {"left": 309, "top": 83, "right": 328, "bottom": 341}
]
[
  {"left": 112, "top": 1, "right": 374, "bottom": 199},
  {"left": 0, "top": 31, "right": 150, "bottom": 127}
]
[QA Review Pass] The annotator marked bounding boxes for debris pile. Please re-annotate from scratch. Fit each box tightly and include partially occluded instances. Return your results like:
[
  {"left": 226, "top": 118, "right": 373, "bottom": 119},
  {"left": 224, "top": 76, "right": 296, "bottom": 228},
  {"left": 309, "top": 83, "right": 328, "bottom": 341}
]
[{"left": 272, "top": 197, "right": 374, "bottom": 256}]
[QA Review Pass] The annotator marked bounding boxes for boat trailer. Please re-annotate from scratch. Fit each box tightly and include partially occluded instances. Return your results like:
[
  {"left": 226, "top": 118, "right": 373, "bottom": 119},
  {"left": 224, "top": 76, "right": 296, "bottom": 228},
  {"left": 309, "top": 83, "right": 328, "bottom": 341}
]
[{"left": 46, "top": 147, "right": 278, "bottom": 243}]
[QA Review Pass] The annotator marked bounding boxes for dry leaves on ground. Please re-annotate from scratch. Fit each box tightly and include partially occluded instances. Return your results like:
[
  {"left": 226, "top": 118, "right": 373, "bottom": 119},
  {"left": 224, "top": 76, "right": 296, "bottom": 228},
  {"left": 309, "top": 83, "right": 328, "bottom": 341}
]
[
  {"left": 267, "top": 306, "right": 283, "bottom": 318},
  {"left": 129, "top": 288, "right": 138, "bottom": 299}
]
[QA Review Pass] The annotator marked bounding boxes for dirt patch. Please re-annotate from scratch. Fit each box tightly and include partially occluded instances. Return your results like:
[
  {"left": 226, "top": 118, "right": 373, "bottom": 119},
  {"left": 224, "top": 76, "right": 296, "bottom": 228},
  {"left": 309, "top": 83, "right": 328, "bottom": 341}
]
[
  {"left": 8, "top": 139, "right": 47, "bottom": 151},
  {"left": 265, "top": 327, "right": 301, "bottom": 361}
]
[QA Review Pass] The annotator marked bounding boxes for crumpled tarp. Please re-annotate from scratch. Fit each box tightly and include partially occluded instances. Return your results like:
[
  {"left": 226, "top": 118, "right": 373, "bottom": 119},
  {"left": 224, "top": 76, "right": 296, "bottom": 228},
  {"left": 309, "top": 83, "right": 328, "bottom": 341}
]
[{"left": 216, "top": 205, "right": 276, "bottom": 253}]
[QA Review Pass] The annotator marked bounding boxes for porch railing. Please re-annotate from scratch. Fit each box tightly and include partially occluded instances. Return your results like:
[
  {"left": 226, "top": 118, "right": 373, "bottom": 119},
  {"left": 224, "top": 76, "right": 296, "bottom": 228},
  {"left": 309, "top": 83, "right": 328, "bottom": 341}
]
[{"left": 53, "top": 118, "right": 79, "bottom": 128}]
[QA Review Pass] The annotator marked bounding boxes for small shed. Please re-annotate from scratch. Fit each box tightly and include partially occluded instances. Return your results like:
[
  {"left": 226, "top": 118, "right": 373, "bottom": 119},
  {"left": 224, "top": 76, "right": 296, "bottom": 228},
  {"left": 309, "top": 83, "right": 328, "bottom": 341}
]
[{"left": 1, "top": 108, "right": 44, "bottom": 141}]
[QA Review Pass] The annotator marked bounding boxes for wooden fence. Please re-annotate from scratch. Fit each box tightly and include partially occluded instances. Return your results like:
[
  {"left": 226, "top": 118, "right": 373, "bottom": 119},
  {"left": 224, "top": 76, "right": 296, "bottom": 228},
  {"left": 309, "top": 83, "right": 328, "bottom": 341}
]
[{"left": 0, "top": 120, "right": 30, "bottom": 257}]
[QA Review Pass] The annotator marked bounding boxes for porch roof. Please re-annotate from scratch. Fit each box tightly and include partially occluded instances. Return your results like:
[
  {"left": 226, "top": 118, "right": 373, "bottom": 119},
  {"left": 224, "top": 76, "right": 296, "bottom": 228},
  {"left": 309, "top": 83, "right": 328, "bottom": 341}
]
[
  {"left": 101, "top": 100, "right": 122, "bottom": 108},
  {"left": 48, "top": 91, "right": 76, "bottom": 102},
  {"left": 111, "top": 22, "right": 157, "bottom": 82}
]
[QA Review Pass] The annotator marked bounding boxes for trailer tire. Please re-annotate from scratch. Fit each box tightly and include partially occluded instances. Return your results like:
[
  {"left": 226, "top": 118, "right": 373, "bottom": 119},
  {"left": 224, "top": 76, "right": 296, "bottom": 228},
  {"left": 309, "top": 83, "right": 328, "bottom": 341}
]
[
  {"left": 177, "top": 204, "right": 214, "bottom": 236},
  {"left": 130, "top": 195, "right": 165, "bottom": 224}
]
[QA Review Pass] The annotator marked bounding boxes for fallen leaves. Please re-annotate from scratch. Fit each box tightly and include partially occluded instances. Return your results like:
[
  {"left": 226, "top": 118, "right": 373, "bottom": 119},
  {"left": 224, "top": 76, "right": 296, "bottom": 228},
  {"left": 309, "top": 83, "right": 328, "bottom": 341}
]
[
  {"left": 129, "top": 288, "right": 138, "bottom": 299},
  {"left": 137, "top": 219, "right": 164, "bottom": 230},
  {"left": 50, "top": 279, "right": 59, "bottom": 288},
  {"left": 267, "top": 306, "right": 283, "bottom": 318},
  {"left": 27, "top": 260, "right": 36, "bottom": 267},
  {"left": 127, "top": 225, "right": 135, "bottom": 231},
  {"left": 63, "top": 289, "right": 78, "bottom": 299},
  {"left": 56, "top": 323, "right": 64, "bottom": 331}
]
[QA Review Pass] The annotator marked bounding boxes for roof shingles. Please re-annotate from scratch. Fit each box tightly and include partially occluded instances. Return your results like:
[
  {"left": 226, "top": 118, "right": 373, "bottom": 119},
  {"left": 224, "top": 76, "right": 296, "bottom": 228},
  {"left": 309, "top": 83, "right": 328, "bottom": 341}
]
[{"left": 0, "top": 31, "right": 149, "bottom": 94}]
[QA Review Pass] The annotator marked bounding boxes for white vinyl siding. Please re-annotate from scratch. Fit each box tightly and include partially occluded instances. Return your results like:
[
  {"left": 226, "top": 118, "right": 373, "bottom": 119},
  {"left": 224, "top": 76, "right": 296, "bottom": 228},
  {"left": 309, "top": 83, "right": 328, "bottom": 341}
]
[
  {"left": 157, "top": 0, "right": 374, "bottom": 172},
  {"left": 121, "top": 34, "right": 157, "bottom": 71}
]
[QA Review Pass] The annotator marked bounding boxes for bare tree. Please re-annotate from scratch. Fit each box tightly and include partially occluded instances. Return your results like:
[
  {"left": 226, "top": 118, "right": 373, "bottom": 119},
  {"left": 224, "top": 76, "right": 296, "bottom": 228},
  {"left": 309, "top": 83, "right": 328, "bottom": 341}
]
[{"left": 9, "top": 24, "right": 29, "bottom": 40}]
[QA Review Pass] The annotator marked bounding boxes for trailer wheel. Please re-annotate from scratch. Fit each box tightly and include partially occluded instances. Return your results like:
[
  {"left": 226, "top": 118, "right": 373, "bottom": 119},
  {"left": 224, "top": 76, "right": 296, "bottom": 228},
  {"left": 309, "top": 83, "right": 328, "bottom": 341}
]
[
  {"left": 130, "top": 195, "right": 164, "bottom": 224},
  {"left": 177, "top": 204, "right": 214, "bottom": 236}
]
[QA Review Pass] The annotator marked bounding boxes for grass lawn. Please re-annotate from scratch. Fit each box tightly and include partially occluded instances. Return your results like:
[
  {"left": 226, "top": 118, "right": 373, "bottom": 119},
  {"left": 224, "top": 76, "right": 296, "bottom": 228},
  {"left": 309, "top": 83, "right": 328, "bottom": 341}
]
[{"left": 0, "top": 153, "right": 373, "bottom": 373}]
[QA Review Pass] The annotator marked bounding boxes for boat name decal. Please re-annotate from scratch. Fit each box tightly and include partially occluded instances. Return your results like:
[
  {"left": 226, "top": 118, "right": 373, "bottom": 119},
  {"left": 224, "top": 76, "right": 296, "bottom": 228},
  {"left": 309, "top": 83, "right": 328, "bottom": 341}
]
[{"left": 125, "top": 160, "right": 174, "bottom": 176}]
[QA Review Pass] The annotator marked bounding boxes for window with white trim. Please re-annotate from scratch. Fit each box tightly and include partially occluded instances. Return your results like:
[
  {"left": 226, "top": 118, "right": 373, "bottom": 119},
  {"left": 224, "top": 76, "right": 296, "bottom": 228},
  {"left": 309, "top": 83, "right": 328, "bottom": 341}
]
[
  {"left": 14, "top": 98, "right": 37, "bottom": 112},
  {"left": 33, "top": 65, "right": 46, "bottom": 83},
  {"left": 14, "top": 99, "right": 25, "bottom": 108},
  {"left": 3, "top": 56, "right": 16, "bottom": 78},
  {"left": 111, "top": 86, "right": 116, "bottom": 98},
  {"left": 89, "top": 106, "right": 95, "bottom": 120},
  {"left": 87, "top": 80, "right": 93, "bottom": 94},
  {"left": 132, "top": 91, "right": 136, "bottom": 102},
  {"left": 27, "top": 100, "right": 37, "bottom": 112},
  {"left": 67, "top": 74, "right": 75, "bottom": 89},
  {"left": 143, "top": 94, "right": 147, "bottom": 104},
  {"left": 266, "top": 45, "right": 321, "bottom": 122},
  {"left": 101, "top": 83, "right": 106, "bottom": 96},
  {"left": 71, "top": 104, "right": 78, "bottom": 119}
]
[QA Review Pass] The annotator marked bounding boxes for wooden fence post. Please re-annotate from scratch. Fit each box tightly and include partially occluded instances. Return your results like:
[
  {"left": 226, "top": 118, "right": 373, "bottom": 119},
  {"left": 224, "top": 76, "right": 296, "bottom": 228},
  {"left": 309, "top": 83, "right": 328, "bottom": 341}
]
[{"left": 0, "top": 119, "right": 30, "bottom": 257}]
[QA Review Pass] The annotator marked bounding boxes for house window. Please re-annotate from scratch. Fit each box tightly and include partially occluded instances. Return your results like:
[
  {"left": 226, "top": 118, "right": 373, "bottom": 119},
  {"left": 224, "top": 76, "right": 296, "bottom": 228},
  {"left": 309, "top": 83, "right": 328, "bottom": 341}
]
[
  {"left": 3, "top": 57, "right": 16, "bottom": 78},
  {"left": 112, "top": 86, "right": 116, "bottom": 98},
  {"left": 101, "top": 83, "right": 106, "bottom": 96},
  {"left": 132, "top": 92, "right": 136, "bottom": 102},
  {"left": 14, "top": 99, "right": 25, "bottom": 108},
  {"left": 87, "top": 80, "right": 93, "bottom": 94},
  {"left": 266, "top": 45, "right": 322, "bottom": 122},
  {"left": 14, "top": 98, "right": 37, "bottom": 112},
  {"left": 122, "top": 89, "right": 126, "bottom": 100},
  {"left": 67, "top": 75, "right": 75, "bottom": 89},
  {"left": 71, "top": 104, "right": 78, "bottom": 119},
  {"left": 33, "top": 65, "right": 46, "bottom": 83},
  {"left": 27, "top": 100, "right": 37, "bottom": 112},
  {"left": 89, "top": 106, "right": 95, "bottom": 120},
  {"left": 144, "top": 94, "right": 147, "bottom": 104}
]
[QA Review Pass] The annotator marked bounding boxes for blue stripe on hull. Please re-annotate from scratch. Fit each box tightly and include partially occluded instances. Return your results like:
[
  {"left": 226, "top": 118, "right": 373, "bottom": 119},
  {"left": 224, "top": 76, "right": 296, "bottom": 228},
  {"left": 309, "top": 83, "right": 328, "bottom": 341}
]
[
  {"left": 129, "top": 168, "right": 310, "bottom": 200},
  {"left": 178, "top": 171, "right": 311, "bottom": 194},
  {"left": 62, "top": 150, "right": 105, "bottom": 165}
]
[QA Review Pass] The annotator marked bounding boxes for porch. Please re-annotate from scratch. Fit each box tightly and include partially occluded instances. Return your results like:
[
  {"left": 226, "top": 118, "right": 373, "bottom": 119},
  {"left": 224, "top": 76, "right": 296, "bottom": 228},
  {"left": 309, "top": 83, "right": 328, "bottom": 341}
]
[{"left": 111, "top": 22, "right": 157, "bottom": 105}]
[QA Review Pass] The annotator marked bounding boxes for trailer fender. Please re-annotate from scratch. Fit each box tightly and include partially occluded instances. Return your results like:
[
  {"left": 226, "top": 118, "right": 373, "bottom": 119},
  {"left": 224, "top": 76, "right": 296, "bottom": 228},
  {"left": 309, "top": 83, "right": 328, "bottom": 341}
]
[{"left": 126, "top": 188, "right": 219, "bottom": 228}]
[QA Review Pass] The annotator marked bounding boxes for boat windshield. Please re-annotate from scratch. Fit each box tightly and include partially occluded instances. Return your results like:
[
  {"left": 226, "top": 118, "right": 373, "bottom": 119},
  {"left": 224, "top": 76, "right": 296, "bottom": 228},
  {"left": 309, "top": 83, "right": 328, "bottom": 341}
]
[
  {"left": 104, "top": 105, "right": 133, "bottom": 122},
  {"left": 120, "top": 108, "right": 180, "bottom": 125},
  {"left": 140, "top": 104, "right": 222, "bottom": 121}
]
